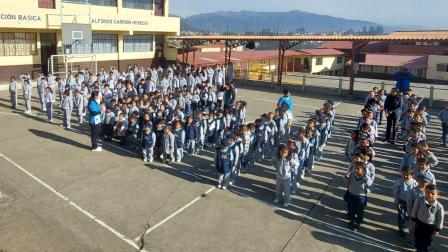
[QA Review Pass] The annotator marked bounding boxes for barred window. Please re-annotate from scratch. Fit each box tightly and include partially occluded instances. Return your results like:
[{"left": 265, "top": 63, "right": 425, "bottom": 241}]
[
  {"left": 0, "top": 32, "right": 37, "bottom": 56},
  {"left": 38, "top": 0, "right": 55, "bottom": 8},
  {"left": 123, "top": 34, "right": 153, "bottom": 53},
  {"left": 64, "top": 33, "right": 118, "bottom": 54},
  {"left": 63, "top": 0, "right": 117, "bottom": 7},
  {"left": 123, "top": 0, "right": 153, "bottom": 10},
  {"left": 316, "top": 57, "right": 323, "bottom": 65},
  {"left": 93, "top": 33, "right": 117, "bottom": 53}
]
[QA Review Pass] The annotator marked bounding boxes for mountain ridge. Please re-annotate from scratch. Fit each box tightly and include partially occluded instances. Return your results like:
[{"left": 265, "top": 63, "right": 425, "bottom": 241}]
[{"left": 178, "top": 10, "right": 426, "bottom": 34}]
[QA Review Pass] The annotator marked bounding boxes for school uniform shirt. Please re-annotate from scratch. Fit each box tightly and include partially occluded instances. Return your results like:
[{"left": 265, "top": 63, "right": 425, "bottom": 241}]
[
  {"left": 348, "top": 172, "right": 373, "bottom": 197},
  {"left": 274, "top": 157, "right": 297, "bottom": 180},
  {"left": 41, "top": 91, "right": 52, "bottom": 106},
  {"left": 400, "top": 153, "right": 417, "bottom": 173},
  {"left": 411, "top": 197, "right": 444, "bottom": 231},
  {"left": 22, "top": 84, "right": 31, "bottom": 97},
  {"left": 393, "top": 178, "right": 417, "bottom": 204},
  {"left": 174, "top": 128, "right": 186, "bottom": 148},
  {"left": 421, "top": 151, "right": 439, "bottom": 168},
  {"left": 60, "top": 97, "right": 72, "bottom": 110},
  {"left": 417, "top": 169, "right": 436, "bottom": 185},
  {"left": 163, "top": 132, "right": 175, "bottom": 154},
  {"left": 9, "top": 81, "right": 17, "bottom": 93},
  {"left": 344, "top": 139, "right": 357, "bottom": 161},
  {"left": 407, "top": 187, "right": 425, "bottom": 217}
]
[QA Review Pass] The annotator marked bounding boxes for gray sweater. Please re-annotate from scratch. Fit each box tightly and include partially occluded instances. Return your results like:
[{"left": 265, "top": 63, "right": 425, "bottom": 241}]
[
  {"left": 348, "top": 172, "right": 373, "bottom": 197},
  {"left": 411, "top": 197, "right": 444, "bottom": 231},
  {"left": 392, "top": 178, "right": 417, "bottom": 203}
]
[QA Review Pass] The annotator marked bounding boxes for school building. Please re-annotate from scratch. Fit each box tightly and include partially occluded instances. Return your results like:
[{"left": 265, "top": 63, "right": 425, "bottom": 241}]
[
  {"left": 178, "top": 49, "right": 346, "bottom": 80},
  {"left": 0, "top": 0, "right": 180, "bottom": 82}
]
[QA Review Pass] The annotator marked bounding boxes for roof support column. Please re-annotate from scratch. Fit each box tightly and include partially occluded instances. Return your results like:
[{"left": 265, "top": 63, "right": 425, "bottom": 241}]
[{"left": 277, "top": 41, "right": 285, "bottom": 86}]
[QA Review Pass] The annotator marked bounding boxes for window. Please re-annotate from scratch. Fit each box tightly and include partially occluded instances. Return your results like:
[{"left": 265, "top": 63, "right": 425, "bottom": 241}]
[
  {"left": 337, "top": 56, "right": 343, "bottom": 64},
  {"left": 63, "top": 0, "right": 117, "bottom": 7},
  {"left": 0, "top": 32, "right": 37, "bottom": 56},
  {"left": 93, "top": 33, "right": 117, "bottom": 53},
  {"left": 436, "top": 64, "right": 448, "bottom": 72},
  {"left": 123, "top": 0, "right": 153, "bottom": 10},
  {"left": 123, "top": 34, "right": 153, "bottom": 53},
  {"left": 64, "top": 33, "right": 118, "bottom": 54},
  {"left": 316, "top": 57, "right": 323, "bottom": 65},
  {"left": 38, "top": 0, "right": 55, "bottom": 8}
]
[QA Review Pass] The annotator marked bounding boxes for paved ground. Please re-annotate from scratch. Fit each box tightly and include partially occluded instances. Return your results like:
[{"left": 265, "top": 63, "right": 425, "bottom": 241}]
[{"left": 0, "top": 86, "right": 446, "bottom": 252}]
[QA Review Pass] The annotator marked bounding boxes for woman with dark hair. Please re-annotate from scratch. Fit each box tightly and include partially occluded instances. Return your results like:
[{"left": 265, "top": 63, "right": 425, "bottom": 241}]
[{"left": 88, "top": 91, "right": 103, "bottom": 152}]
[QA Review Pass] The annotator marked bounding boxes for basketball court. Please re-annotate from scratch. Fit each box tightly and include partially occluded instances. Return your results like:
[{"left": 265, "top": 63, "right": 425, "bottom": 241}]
[{"left": 0, "top": 86, "right": 446, "bottom": 252}]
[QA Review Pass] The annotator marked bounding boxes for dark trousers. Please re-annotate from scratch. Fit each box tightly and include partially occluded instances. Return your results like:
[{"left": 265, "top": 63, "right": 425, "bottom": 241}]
[
  {"left": 347, "top": 192, "right": 367, "bottom": 226},
  {"left": 442, "top": 123, "right": 447, "bottom": 146},
  {"left": 397, "top": 199, "right": 408, "bottom": 231},
  {"left": 415, "top": 219, "right": 435, "bottom": 252},
  {"left": 90, "top": 123, "right": 102, "bottom": 149},
  {"left": 386, "top": 112, "right": 400, "bottom": 142}
]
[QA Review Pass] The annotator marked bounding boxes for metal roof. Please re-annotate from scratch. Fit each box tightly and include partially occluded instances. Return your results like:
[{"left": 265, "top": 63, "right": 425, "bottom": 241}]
[{"left": 168, "top": 32, "right": 448, "bottom": 42}]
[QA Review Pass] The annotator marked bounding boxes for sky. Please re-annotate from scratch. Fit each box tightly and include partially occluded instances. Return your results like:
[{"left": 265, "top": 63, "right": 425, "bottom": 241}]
[{"left": 170, "top": 0, "right": 448, "bottom": 29}]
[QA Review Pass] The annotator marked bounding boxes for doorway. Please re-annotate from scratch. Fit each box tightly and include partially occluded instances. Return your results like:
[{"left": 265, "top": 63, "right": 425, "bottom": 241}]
[{"left": 40, "top": 33, "right": 57, "bottom": 75}]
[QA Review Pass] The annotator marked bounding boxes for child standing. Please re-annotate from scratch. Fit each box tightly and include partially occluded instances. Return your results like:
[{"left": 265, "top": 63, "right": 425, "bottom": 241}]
[
  {"left": 216, "top": 138, "right": 233, "bottom": 190},
  {"left": 393, "top": 166, "right": 417, "bottom": 237},
  {"left": 174, "top": 121, "right": 185, "bottom": 162},
  {"left": 9, "top": 76, "right": 18, "bottom": 109},
  {"left": 185, "top": 116, "right": 198, "bottom": 156},
  {"left": 44, "top": 87, "right": 54, "bottom": 123},
  {"left": 163, "top": 126, "right": 175, "bottom": 164},
  {"left": 345, "top": 130, "right": 359, "bottom": 162},
  {"left": 438, "top": 101, "right": 448, "bottom": 147},
  {"left": 410, "top": 184, "right": 444, "bottom": 251},
  {"left": 74, "top": 89, "right": 84, "bottom": 124},
  {"left": 60, "top": 90, "right": 72, "bottom": 129},
  {"left": 346, "top": 161, "right": 373, "bottom": 231},
  {"left": 21, "top": 77, "right": 32, "bottom": 114},
  {"left": 142, "top": 126, "right": 156, "bottom": 163},
  {"left": 273, "top": 145, "right": 297, "bottom": 208}
]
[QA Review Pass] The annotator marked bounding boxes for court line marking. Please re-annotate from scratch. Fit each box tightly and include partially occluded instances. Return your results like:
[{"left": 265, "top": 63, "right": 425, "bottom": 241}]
[
  {"left": 231, "top": 189, "right": 397, "bottom": 252},
  {"left": 0, "top": 152, "right": 147, "bottom": 252},
  {"left": 134, "top": 186, "right": 216, "bottom": 241}
]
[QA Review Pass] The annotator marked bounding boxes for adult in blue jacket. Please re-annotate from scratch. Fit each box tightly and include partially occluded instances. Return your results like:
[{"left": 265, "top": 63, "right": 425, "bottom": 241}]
[
  {"left": 88, "top": 91, "right": 103, "bottom": 152},
  {"left": 394, "top": 68, "right": 413, "bottom": 93}
]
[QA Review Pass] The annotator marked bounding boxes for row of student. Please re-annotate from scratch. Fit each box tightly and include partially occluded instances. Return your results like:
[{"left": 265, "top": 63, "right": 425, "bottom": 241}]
[
  {"left": 224, "top": 92, "right": 335, "bottom": 208},
  {"left": 345, "top": 87, "right": 444, "bottom": 251}
]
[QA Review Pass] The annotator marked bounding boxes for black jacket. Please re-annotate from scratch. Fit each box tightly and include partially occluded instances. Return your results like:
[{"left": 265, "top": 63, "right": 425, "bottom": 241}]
[{"left": 384, "top": 94, "right": 402, "bottom": 113}]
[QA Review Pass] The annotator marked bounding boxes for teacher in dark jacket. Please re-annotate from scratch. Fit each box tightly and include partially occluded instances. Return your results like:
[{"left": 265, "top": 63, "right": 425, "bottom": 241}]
[
  {"left": 88, "top": 91, "right": 103, "bottom": 152},
  {"left": 384, "top": 88, "right": 402, "bottom": 144}
]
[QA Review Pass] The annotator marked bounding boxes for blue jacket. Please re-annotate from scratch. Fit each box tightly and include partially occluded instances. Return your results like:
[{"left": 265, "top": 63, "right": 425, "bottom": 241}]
[
  {"left": 185, "top": 124, "right": 199, "bottom": 140},
  {"left": 88, "top": 99, "right": 102, "bottom": 125},
  {"left": 395, "top": 71, "right": 413, "bottom": 91}
]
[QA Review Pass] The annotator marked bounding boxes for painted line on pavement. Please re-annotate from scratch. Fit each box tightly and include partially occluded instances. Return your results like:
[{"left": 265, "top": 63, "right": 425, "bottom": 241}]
[
  {"left": 0, "top": 152, "right": 147, "bottom": 252},
  {"left": 134, "top": 186, "right": 216, "bottom": 241},
  {"left": 231, "top": 186, "right": 397, "bottom": 252}
]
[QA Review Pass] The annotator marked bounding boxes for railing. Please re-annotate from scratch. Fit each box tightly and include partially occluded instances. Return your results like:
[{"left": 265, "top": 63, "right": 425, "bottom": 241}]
[{"left": 235, "top": 70, "right": 448, "bottom": 104}]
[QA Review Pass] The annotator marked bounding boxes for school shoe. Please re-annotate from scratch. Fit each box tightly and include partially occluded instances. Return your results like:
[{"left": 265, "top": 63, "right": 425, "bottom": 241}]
[
  {"left": 300, "top": 174, "right": 305, "bottom": 180},
  {"left": 217, "top": 184, "right": 222, "bottom": 189},
  {"left": 149, "top": 158, "right": 154, "bottom": 163},
  {"left": 273, "top": 198, "right": 280, "bottom": 204},
  {"left": 92, "top": 147, "right": 103, "bottom": 152},
  {"left": 222, "top": 186, "right": 227, "bottom": 190},
  {"left": 283, "top": 202, "right": 289, "bottom": 208},
  {"left": 67, "top": 126, "right": 71, "bottom": 129},
  {"left": 291, "top": 190, "right": 297, "bottom": 195},
  {"left": 143, "top": 158, "right": 148, "bottom": 162}
]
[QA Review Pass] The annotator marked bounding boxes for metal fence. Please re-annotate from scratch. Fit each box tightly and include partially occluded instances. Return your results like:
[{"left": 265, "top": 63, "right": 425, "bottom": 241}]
[{"left": 235, "top": 70, "right": 448, "bottom": 104}]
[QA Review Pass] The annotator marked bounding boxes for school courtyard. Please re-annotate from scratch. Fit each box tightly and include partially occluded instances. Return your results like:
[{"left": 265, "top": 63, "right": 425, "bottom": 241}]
[{"left": 0, "top": 85, "right": 446, "bottom": 252}]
